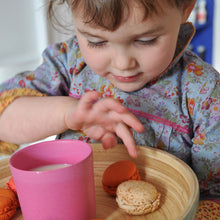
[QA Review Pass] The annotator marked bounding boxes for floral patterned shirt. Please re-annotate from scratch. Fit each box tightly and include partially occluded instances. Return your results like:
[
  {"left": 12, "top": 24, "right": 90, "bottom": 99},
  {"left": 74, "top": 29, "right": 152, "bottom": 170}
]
[{"left": 0, "top": 23, "right": 219, "bottom": 197}]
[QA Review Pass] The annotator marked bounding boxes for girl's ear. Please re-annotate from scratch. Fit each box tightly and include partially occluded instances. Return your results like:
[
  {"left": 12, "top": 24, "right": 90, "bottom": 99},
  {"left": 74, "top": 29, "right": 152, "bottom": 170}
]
[{"left": 181, "top": 0, "right": 197, "bottom": 23}]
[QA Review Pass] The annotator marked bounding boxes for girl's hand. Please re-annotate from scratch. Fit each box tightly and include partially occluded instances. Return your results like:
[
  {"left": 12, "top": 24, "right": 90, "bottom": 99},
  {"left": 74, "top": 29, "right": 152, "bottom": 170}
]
[{"left": 65, "top": 91, "right": 145, "bottom": 157}]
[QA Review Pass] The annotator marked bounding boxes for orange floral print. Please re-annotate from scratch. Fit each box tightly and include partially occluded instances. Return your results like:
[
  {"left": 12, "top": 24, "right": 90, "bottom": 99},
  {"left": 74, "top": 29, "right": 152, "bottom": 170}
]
[
  {"left": 76, "top": 49, "right": 82, "bottom": 59},
  {"left": 100, "top": 85, "right": 115, "bottom": 98},
  {"left": 202, "top": 97, "right": 213, "bottom": 110},
  {"left": 100, "top": 85, "right": 124, "bottom": 103},
  {"left": 186, "top": 61, "right": 203, "bottom": 76},
  {"left": 211, "top": 104, "right": 220, "bottom": 114},
  {"left": 157, "top": 140, "right": 166, "bottom": 150},
  {"left": 187, "top": 98, "right": 195, "bottom": 116},
  {"left": 59, "top": 43, "right": 67, "bottom": 53},
  {"left": 69, "top": 61, "right": 85, "bottom": 75},
  {"left": 26, "top": 73, "right": 35, "bottom": 81},
  {"left": 193, "top": 133, "right": 206, "bottom": 145}
]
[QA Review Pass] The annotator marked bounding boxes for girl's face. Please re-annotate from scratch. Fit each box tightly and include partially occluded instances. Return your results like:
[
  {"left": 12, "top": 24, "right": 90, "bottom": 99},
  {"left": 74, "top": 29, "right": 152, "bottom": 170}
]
[{"left": 73, "top": 1, "right": 192, "bottom": 92}]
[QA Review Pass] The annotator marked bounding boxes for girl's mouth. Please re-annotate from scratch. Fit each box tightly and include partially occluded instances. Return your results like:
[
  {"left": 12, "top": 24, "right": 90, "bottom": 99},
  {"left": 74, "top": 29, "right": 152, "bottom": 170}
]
[{"left": 113, "top": 73, "right": 141, "bottom": 82}]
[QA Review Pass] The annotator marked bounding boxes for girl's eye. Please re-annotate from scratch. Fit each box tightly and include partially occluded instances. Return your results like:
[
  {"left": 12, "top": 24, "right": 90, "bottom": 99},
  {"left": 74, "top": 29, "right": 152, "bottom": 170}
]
[
  {"left": 135, "top": 37, "right": 157, "bottom": 46},
  {"left": 87, "top": 40, "right": 107, "bottom": 48}
]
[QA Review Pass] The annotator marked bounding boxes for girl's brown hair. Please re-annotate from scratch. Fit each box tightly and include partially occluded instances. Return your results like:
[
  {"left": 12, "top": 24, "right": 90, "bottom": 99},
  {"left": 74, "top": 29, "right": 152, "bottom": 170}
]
[{"left": 48, "top": 0, "right": 193, "bottom": 31}]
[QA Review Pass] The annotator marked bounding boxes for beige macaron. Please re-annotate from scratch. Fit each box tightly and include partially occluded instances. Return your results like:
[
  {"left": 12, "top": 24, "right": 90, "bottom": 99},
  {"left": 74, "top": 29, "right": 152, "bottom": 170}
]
[{"left": 116, "top": 180, "right": 161, "bottom": 215}]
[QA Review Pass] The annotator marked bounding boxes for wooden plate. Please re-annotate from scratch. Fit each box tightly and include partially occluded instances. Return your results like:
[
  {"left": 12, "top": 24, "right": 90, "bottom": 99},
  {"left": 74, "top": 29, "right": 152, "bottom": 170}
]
[{"left": 0, "top": 144, "right": 199, "bottom": 219}]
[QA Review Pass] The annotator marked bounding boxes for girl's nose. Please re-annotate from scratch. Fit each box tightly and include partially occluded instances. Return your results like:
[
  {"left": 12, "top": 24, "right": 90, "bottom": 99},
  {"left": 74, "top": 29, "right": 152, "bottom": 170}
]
[{"left": 111, "top": 48, "right": 137, "bottom": 71}]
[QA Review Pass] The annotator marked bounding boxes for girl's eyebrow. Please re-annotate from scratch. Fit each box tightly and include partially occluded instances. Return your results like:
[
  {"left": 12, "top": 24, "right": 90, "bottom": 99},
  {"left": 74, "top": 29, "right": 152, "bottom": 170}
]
[
  {"left": 76, "top": 28, "right": 103, "bottom": 38},
  {"left": 76, "top": 25, "right": 164, "bottom": 39},
  {"left": 136, "top": 26, "right": 164, "bottom": 36}
]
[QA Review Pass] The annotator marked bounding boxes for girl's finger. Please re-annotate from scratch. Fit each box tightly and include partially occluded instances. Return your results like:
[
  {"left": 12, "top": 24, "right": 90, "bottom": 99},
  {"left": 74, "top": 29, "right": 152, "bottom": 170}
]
[
  {"left": 109, "top": 109, "right": 145, "bottom": 133},
  {"left": 101, "top": 132, "right": 118, "bottom": 149},
  {"left": 95, "top": 97, "right": 127, "bottom": 113},
  {"left": 91, "top": 98, "right": 144, "bottom": 133},
  {"left": 115, "top": 122, "right": 138, "bottom": 158},
  {"left": 80, "top": 93, "right": 144, "bottom": 134},
  {"left": 79, "top": 91, "right": 100, "bottom": 110},
  {"left": 84, "top": 125, "right": 106, "bottom": 141}
]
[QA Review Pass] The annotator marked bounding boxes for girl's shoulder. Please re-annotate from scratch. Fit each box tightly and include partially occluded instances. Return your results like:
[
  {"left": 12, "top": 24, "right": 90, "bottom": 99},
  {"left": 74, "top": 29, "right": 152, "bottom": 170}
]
[
  {"left": 180, "top": 50, "right": 220, "bottom": 89},
  {"left": 173, "top": 50, "right": 220, "bottom": 102},
  {"left": 42, "top": 36, "right": 81, "bottom": 60},
  {"left": 182, "top": 50, "right": 219, "bottom": 80},
  {"left": 41, "top": 36, "right": 85, "bottom": 74}
]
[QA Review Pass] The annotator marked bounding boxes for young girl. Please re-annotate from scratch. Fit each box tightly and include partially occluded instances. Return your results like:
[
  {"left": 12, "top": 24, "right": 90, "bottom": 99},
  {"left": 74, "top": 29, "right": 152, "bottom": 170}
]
[{"left": 0, "top": 0, "right": 219, "bottom": 203}]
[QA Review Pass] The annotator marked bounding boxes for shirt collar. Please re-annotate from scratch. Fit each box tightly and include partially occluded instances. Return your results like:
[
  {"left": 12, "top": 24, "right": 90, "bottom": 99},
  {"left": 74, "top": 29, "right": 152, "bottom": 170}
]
[{"left": 172, "top": 22, "right": 195, "bottom": 66}]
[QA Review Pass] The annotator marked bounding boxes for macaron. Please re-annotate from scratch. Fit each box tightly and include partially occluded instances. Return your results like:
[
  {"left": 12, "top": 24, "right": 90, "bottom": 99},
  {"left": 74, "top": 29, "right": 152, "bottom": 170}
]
[
  {"left": 102, "top": 160, "right": 140, "bottom": 196},
  {"left": 6, "top": 176, "right": 17, "bottom": 195},
  {"left": 116, "top": 180, "right": 161, "bottom": 215},
  {"left": 0, "top": 188, "right": 19, "bottom": 220}
]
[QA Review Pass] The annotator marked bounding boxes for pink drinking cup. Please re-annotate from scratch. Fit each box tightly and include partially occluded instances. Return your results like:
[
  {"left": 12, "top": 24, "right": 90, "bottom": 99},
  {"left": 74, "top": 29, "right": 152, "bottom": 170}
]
[{"left": 9, "top": 139, "right": 96, "bottom": 220}]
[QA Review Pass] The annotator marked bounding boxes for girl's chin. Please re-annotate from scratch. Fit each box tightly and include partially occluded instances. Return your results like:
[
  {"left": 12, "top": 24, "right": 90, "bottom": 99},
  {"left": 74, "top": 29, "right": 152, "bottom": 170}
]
[{"left": 112, "top": 81, "right": 146, "bottom": 92}]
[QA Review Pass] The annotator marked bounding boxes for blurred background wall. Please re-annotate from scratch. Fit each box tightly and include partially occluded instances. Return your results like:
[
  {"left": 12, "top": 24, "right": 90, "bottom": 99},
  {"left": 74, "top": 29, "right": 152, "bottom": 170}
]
[{"left": 0, "top": 0, "right": 73, "bottom": 82}]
